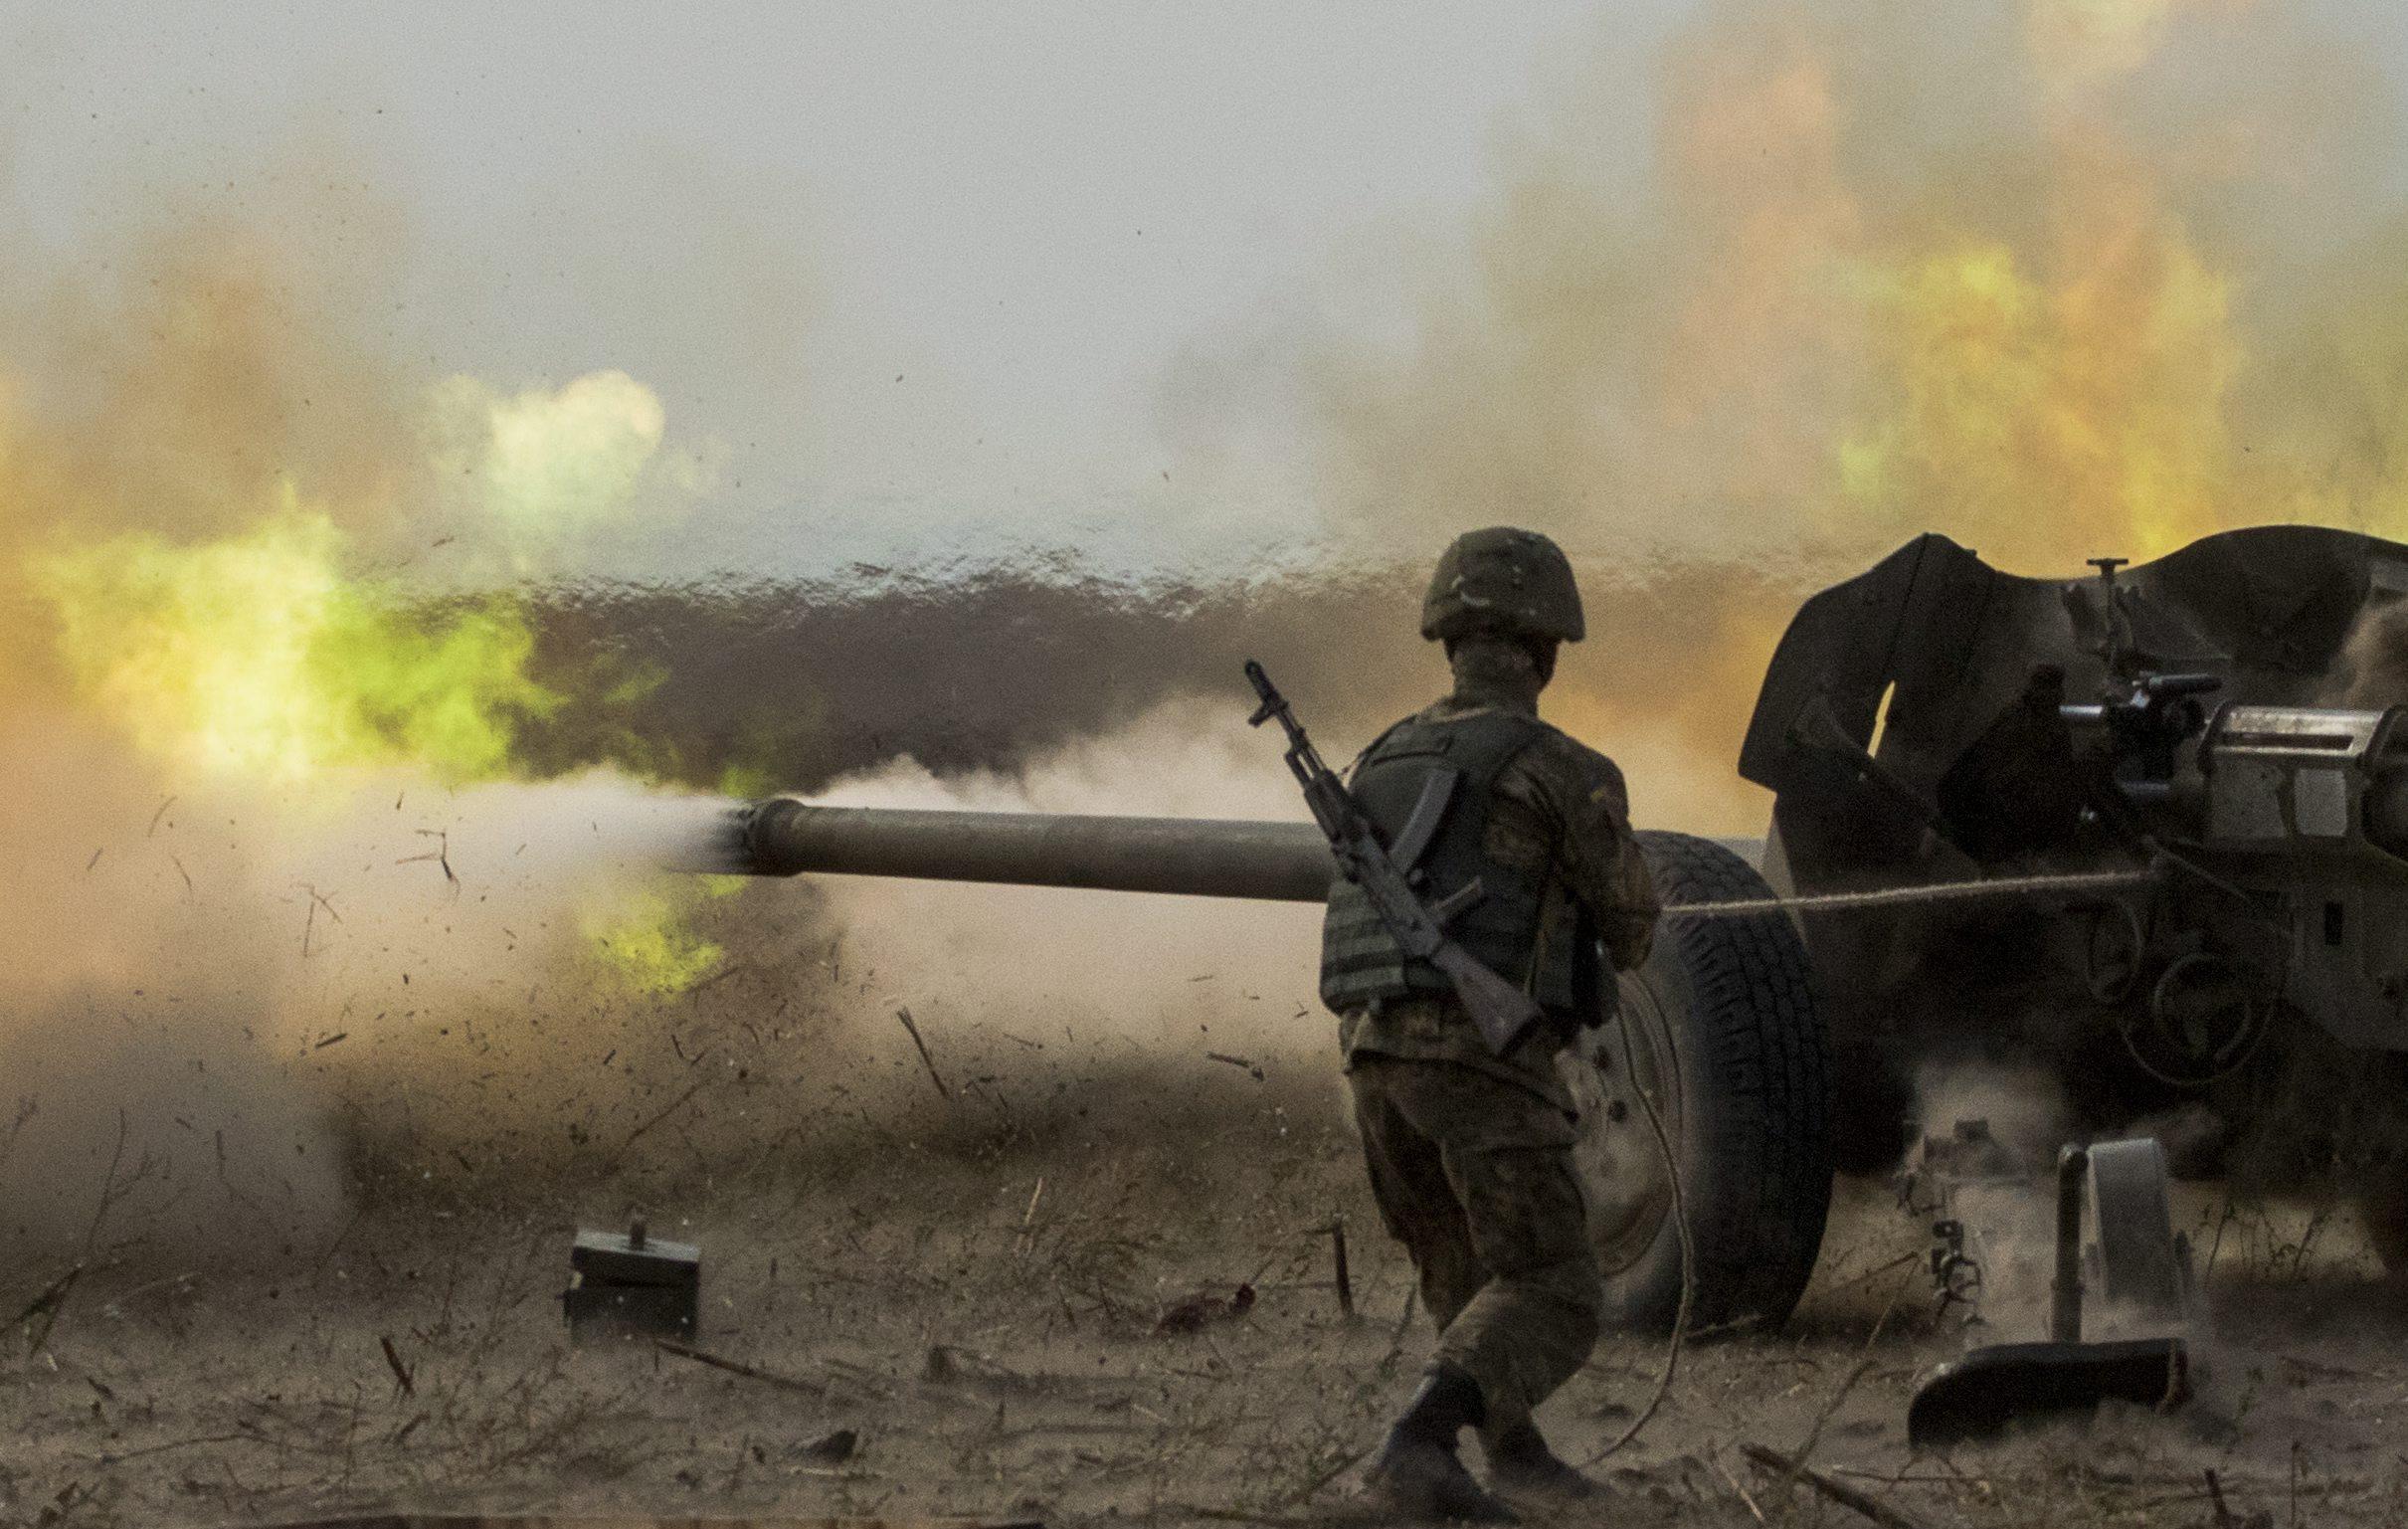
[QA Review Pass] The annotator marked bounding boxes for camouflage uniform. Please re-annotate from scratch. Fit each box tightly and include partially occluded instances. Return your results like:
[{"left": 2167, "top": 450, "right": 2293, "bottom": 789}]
[{"left": 1338, "top": 671, "right": 1659, "bottom": 1442}]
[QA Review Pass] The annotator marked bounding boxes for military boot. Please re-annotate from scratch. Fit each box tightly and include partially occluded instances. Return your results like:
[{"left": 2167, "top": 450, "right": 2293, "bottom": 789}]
[
  {"left": 1363, "top": 1365, "right": 1518, "bottom": 1523},
  {"left": 1484, "top": 1421, "right": 1602, "bottom": 1502}
]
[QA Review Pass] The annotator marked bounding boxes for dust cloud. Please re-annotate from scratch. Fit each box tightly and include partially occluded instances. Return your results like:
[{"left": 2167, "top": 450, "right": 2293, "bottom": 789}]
[
  {"left": 0, "top": 192, "right": 748, "bottom": 1263},
  {"left": 0, "top": 733, "right": 726, "bottom": 1258}
]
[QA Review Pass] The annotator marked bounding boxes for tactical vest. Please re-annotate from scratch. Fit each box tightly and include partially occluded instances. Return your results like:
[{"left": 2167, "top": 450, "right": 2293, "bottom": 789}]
[{"left": 1319, "top": 710, "right": 1590, "bottom": 1020}]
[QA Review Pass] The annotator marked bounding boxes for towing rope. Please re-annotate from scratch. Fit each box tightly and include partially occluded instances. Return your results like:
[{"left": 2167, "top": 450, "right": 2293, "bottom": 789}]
[{"left": 1663, "top": 867, "right": 2157, "bottom": 922}]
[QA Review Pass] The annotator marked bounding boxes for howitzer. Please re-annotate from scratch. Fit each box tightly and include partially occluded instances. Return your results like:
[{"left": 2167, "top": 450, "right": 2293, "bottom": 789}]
[
  {"left": 1743, "top": 524, "right": 2408, "bottom": 1280},
  {"left": 700, "top": 523, "right": 2408, "bottom": 1340}
]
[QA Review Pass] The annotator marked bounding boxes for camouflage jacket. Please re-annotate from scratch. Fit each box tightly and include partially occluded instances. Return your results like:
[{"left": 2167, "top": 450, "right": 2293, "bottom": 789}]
[{"left": 1337, "top": 673, "right": 1660, "bottom": 1110}]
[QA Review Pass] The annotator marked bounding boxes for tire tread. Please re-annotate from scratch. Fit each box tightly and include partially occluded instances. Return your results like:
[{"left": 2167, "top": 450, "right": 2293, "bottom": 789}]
[{"left": 1630, "top": 830, "right": 1834, "bottom": 1330}]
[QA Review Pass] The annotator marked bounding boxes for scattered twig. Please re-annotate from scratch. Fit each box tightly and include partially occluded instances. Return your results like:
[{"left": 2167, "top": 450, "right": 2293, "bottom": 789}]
[
  {"left": 1712, "top": 1447, "right": 1770, "bottom": 1524},
  {"left": 1329, "top": 1221, "right": 1354, "bottom": 1318},
  {"left": 1378, "top": 1286, "right": 1417, "bottom": 1375},
  {"left": 2207, "top": 1467, "right": 2237, "bottom": 1528},
  {"left": 623, "top": 1077, "right": 708, "bottom": 1149},
  {"left": 0, "top": 1096, "right": 33, "bottom": 1174},
  {"left": 1176, "top": 1505, "right": 1379, "bottom": 1527},
  {"left": 2134, "top": 1474, "right": 2364, "bottom": 1513},
  {"left": 378, "top": 1334, "right": 415, "bottom": 1396},
  {"left": 10, "top": 1265, "right": 81, "bottom": 1334},
  {"left": 94, "top": 1432, "right": 255, "bottom": 1467},
  {"left": 397, "top": 830, "right": 458, "bottom": 886},
  {"left": 38, "top": 1109, "right": 151, "bottom": 1351},
  {"left": 297, "top": 882, "right": 343, "bottom": 958},
  {"left": 1863, "top": 1253, "right": 1920, "bottom": 1351},
  {"left": 654, "top": 1337, "right": 826, "bottom": 1396},
  {"left": 1016, "top": 1177, "right": 1046, "bottom": 1258},
  {"left": 311, "top": 1206, "right": 366, "bottom": 1276},
  {"left": 1206, "top": 1051, "right": 1265, "bottom": 1080},
  {"left": 896, "top": 1007, "right": 950, "bottom": 1100},
  {"left": 147, "top": 795, "right": 176, "bottom": 836},
  {"left": 1742, "top": 1442, "right": 1932, "bottom": 1529},
  {"left": 2204, "top": 1199, "right": 2237, "bottom": 1292},
  {"left": 1794, "top": 1357, "right": 1878, "bottom": 1462},
  {"left": 1828, "top": 1250, "right": 1920, "bottom": 1293}
]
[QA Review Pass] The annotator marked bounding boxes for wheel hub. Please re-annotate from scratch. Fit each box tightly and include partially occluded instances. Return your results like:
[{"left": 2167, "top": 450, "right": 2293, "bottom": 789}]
[{"left": 1561, "top": 973, "right": 1683, "bottom": 1277}]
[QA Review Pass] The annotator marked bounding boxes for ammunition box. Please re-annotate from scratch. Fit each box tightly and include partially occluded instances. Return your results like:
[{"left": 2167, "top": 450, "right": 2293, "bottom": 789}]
[{"left": 563, "top": 1221, "right": 699, "bottom": 1341}]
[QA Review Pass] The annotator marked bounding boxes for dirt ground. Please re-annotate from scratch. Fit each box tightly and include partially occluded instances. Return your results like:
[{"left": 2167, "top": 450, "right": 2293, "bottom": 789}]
[{"left": 9, "top": 1011, "right": 2408, "bottom": 1529}]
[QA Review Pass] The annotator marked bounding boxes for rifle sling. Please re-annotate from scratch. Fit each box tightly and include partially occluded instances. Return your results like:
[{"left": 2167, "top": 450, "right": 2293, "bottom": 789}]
[{"left": 1387, "top": 767, "right": 1458, "bottom": 871}]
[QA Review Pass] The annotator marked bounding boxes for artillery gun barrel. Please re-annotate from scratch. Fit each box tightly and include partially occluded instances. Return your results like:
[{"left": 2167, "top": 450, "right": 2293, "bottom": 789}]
[{"left": 720, "top": 797, "right": 1335, "bottom": 902}]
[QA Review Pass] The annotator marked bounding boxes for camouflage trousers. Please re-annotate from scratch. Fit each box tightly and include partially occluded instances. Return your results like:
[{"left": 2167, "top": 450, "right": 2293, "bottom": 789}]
[{"left": 1347, "top": 1052, "right": 1602, "bottom": 1440}]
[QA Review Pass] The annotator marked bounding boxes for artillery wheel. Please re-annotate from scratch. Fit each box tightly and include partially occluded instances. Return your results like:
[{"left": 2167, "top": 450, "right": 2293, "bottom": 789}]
[{"left": 1561, "top": 831, "right": 1833, "bottom": 1334}]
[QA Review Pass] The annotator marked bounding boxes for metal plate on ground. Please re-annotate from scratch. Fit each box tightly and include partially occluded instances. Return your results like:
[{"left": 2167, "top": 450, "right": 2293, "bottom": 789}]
[
  {"left": 2086, "top": 1138, "right": 2183, "bottom": 1326},
  {"left": 1908, "top": 1336, "right": 2189, "bottom": 1447},
  {"left": 564, "top": 1223, "right": 701, "bottom": 1341}
]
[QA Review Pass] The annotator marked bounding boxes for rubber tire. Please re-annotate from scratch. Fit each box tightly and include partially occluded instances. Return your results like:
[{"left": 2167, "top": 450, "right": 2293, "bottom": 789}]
[{"left": 1584, "top": 830, "right": 1834, "bottom": 1334}]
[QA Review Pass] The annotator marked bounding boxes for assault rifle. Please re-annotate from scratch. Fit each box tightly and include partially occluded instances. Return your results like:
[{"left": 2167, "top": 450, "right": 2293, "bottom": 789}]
[{"left": 1244, "top": 660, "right": 1546, "bottom": 1057}]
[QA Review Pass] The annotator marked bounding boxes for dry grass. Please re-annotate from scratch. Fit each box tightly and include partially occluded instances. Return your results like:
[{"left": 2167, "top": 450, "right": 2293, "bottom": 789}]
[{"left": 8, "top": 1030, "right": 2408, "bottom": 1527}]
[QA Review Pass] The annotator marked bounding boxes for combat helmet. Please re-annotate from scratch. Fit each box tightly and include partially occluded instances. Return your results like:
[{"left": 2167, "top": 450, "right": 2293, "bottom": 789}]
[{"left": 1420, "top": 527, "right": 1585, "bottom": 644}]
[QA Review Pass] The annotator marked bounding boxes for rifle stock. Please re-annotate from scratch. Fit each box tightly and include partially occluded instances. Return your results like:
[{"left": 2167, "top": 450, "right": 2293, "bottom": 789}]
[{"left": 1428, "top": 943, "right": 1547, "bottom": 1056}]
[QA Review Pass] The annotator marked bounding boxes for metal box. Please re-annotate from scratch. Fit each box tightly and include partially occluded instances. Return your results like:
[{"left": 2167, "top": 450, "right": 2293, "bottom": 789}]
[{"left": 563, "top": 1220, "right": 699, "bottom": 1341}]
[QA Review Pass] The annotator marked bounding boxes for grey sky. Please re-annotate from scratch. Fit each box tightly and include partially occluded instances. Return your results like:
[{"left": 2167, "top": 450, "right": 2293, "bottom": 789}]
[
  {"left": 22, "top": 2, "right": 2408, "bottom": 584},
  {"left": 5, "top": 2, "right": 1685, "bottom": 578}
]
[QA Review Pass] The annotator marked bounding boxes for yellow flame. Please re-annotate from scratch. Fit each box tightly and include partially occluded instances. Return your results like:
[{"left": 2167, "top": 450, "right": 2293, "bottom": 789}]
[
  {"left": 582, "top": 886, "right": 726, "bottom": 998},
  {"left": 1834, "top": 211, "right": 2238, "bottom": 567},
  {"left": 32, "top": 495, "right": 558, "bottom": 784},
  {"left": 26, "top": 482, "right": 737, "bottom": 995},
  {"left": 1655, "top": 9, "right": 2250, "bottom": 573}
]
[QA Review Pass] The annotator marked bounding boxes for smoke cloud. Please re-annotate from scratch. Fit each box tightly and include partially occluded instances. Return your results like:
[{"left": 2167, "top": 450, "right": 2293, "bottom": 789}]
[
  {"left": 1155, "top": 0, "right": 2408, "bottom": 817},
  {"left": 0, "top": 190, "right": 735, "bottom": 1261}
]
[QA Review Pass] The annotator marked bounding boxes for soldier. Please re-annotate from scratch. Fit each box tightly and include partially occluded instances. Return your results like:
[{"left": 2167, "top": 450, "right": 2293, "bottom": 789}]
[{"left": 1328, "top": 527, "right": 1661, "bottom": 1520}]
